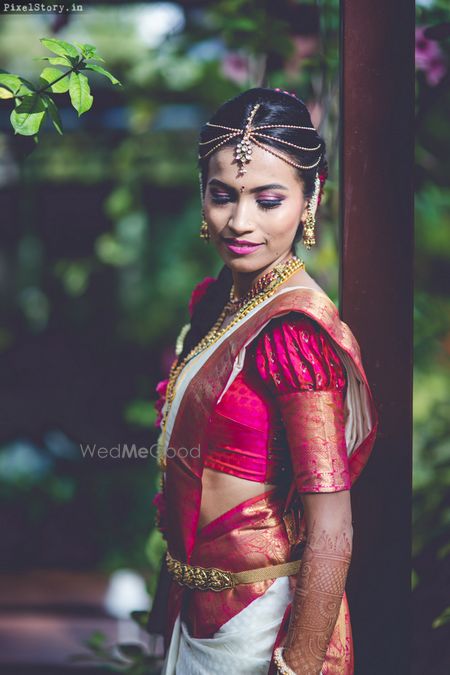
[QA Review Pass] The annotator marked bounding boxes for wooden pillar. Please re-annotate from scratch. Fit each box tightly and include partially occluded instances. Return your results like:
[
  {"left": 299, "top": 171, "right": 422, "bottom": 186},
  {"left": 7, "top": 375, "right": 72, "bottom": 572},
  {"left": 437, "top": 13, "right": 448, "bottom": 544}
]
[{"left": 339, "top": 1, "right": 414, "bottom": 673}]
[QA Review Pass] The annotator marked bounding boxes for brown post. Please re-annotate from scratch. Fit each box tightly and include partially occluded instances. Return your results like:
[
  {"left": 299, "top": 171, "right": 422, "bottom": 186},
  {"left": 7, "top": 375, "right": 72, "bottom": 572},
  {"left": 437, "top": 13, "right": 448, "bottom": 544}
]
[{"left": 339, "top": 1, "right": 414, "bottom": 673}]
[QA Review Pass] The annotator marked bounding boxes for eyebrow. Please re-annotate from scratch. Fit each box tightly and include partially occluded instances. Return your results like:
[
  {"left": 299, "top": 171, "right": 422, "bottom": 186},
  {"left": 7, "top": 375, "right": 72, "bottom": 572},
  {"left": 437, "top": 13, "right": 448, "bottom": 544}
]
[{"left": 207, "top": 178, "right": 288, "bottom": 193}]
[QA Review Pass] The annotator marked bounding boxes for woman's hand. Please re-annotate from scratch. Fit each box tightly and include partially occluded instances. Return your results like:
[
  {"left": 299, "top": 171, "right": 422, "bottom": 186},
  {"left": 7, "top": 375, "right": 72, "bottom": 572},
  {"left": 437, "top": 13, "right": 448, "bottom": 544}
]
[{"left": 283, "top": 490, "right": 353, "bottom": 675}]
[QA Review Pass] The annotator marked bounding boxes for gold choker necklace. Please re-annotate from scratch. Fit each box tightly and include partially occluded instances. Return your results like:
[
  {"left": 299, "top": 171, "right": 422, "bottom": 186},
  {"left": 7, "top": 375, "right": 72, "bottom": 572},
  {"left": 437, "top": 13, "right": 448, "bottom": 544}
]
[{"left": 225, "top": 256, "right": 303, "bottom": 314}]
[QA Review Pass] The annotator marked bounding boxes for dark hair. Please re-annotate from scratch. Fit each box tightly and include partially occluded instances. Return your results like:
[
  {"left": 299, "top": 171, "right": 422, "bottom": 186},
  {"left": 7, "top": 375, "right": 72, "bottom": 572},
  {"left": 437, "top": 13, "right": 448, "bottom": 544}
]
[{"left": 178, "top": 87, "right": 328, "bottom": 362}]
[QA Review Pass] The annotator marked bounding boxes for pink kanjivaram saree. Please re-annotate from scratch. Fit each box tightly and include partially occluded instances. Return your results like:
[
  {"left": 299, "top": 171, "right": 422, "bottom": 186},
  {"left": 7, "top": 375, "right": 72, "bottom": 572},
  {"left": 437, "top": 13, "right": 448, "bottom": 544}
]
[{"left": 157, "top": 282, "right": 378, "bottom": 674}]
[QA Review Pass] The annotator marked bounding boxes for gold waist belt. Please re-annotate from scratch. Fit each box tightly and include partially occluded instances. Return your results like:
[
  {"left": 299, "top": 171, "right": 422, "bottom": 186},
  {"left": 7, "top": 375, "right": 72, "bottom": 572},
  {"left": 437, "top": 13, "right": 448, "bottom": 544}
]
[{"left": 166, "top": 550, "right": 302, "bottom": 592}]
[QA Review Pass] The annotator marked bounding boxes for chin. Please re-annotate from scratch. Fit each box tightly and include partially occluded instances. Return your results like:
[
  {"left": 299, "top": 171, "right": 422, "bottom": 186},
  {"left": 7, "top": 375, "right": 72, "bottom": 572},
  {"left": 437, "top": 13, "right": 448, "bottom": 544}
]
[{"left": 223, "top": 252, "right": 274, "bottom": 274}]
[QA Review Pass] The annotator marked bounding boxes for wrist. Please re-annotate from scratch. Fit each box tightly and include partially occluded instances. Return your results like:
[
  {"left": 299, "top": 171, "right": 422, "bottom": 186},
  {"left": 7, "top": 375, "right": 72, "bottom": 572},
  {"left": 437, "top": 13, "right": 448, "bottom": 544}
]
[
  {"left": 273, "top": 646, "right": 324, "bottom": 675},
  {"left": 273, "top": 646, "right": 298, "bottom": 674}
]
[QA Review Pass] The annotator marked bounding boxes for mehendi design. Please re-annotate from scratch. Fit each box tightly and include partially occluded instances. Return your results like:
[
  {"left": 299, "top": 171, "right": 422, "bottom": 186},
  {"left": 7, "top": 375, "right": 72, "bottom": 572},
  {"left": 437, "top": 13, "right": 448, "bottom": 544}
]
[{"left": 283, "top": 519, "right": 352, "bottom": 674}]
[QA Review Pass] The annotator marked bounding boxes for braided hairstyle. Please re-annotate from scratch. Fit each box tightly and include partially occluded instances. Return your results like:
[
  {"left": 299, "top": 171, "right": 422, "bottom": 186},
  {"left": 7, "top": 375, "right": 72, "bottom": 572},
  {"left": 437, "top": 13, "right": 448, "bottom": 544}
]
[{"left": 178, "top": 87, "right": 328, "bottom": 363}]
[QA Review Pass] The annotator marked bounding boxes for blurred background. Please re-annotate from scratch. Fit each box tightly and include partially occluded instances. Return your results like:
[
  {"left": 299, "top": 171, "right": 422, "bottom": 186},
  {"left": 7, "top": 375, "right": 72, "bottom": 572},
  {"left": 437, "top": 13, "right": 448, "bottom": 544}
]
[{"left": 0, "top": 0, "right": 448, "bottom": 672}]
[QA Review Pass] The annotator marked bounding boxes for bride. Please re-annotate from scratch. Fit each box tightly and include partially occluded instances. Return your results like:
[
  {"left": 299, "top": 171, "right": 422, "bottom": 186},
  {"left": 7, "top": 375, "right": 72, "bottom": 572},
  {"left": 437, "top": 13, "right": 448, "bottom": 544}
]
[{"left": 148, "top": 87, "right": 378, "bottom": 675}]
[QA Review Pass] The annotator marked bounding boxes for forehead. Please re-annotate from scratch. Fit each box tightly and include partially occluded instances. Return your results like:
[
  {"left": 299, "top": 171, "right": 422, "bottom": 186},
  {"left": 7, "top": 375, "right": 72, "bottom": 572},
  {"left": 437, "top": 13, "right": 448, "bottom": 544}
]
[{"left": 207, "top": 144, "right": 301, "bottom": 188}]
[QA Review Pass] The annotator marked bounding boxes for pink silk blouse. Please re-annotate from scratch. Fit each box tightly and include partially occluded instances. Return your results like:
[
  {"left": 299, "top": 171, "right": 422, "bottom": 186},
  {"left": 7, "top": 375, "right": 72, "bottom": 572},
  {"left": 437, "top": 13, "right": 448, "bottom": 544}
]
[{"left": 203, "top": 312, "right": 351, "bottom": 493}]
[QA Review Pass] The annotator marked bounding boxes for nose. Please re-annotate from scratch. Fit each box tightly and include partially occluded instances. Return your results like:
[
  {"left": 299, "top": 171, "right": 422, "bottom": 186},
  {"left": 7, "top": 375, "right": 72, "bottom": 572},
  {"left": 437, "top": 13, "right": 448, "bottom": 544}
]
[{"left": 226, "top": 199, "right": 255, "bottom": 236}]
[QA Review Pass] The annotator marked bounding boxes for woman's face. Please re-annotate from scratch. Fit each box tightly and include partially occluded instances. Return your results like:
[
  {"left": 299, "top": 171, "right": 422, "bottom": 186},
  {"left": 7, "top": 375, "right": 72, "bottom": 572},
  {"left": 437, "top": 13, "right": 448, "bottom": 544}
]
[{"left": 203, "top": 144, "right": 308, "bottom": 276}]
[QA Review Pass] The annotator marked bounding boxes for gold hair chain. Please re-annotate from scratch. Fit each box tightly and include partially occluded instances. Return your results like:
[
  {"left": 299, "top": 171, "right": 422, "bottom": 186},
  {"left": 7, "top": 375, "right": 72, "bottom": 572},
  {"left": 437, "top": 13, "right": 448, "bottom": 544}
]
[{"left": 199, "top": 102, "right": 322, "bottom": 172}]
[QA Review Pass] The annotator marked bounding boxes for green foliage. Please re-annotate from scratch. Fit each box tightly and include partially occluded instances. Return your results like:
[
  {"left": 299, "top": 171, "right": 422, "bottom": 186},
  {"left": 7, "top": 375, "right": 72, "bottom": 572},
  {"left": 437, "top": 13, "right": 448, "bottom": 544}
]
[
  {"left": 41, "top": 37, "right": 79, "bottom": 60},
  {"left": 85, "top": 63, "right": 121, "bottom": 85},
  {"left": 10, "top": 92, "right": 47, "bottom": 136},
  {"left": 69, "top": 70, "right": 94, "bottom": 116},
  {"left": 0, "top": 73, "right": 34, "bottom": 97},
  {"left": 1, "top": 36, "right": 121, "bottom": 141},
  {"left": 40, "top": 67, "right": 71, "bottom": 93}
]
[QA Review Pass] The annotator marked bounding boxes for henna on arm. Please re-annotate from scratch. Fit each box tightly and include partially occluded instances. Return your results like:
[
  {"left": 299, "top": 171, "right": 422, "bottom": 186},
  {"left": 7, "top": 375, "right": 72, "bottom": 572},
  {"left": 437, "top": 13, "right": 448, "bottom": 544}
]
[{"left": 282, "top": 491, "right": 353, "bottom": 675}]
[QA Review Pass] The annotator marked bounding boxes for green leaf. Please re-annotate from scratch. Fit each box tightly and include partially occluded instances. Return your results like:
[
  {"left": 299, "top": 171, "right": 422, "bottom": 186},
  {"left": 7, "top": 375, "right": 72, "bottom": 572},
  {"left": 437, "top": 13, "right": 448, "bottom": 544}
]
[
  {"left": 39, "top": 67, "right": 70, "bottom": 94},
  {"left": 33, "top": 57, "right": 71, "bottom": 65},
  {"left": 40, "top": 37, "right": 79, "bottom": 59},
  {"left": 43, "top": 95, "right": 63, "bottom": 135},
  {"left": 0, "top": 74, "right": 23, "bottom": 93},
  {"left": 0, "top": 74, "right": 34, "bottom": 96},
  {"left": 48, "top": 56, "right": 73, "bottom": 67},
  {"left": 69, "top": 71, "right": 93, "bottom": 116},
  {"left": 84, "top": 64, "right": 122, "bottom": 86},
  {"left": 10, "top": 93, "right": 47, "bottom": 136},
  {"left": 0, "top": 87, "right": 14, "bottom": 100},
  {"left": 73, "top": 41, "right": 98, "bottom": 60}
]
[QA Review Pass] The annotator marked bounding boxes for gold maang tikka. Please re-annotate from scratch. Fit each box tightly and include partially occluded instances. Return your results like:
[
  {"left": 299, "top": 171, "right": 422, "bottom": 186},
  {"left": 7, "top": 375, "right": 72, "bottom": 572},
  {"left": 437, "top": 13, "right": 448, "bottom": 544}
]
[
  {"left": 234, "top": 103, "right": 260, "bottom": 176},
  {"left": 199, "top": 104, "right": 322, "bottom": 174}
]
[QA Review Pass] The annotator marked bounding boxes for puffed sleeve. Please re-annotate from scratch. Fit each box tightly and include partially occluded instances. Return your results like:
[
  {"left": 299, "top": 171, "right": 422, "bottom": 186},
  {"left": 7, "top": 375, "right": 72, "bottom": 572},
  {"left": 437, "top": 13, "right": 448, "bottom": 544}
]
[{"left": 252, "top": 312, "right": 351, "bottom": 493}]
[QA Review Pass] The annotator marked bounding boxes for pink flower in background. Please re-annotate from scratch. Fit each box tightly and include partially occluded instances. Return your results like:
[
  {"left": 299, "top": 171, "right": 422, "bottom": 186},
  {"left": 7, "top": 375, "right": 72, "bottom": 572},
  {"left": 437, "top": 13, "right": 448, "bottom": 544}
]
[
  {"left": 415, "top": 26, "right": 447, "bottom": 86},
  {"left": 188, "top": 276, "right": 216, "bottom": 317},
  {"left": 154, "top": 378, "right": 169, "bottom": 428},
  {"left": 285, "top": 34, "right": 320, "bottom": 75},
  {"left": 221, "top": 53, "right": 250, "bottom": 85}
]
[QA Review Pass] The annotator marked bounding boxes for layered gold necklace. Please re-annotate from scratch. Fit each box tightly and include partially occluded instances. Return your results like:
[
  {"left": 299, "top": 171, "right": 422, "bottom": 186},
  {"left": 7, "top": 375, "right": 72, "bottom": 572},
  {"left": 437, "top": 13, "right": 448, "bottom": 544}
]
[{"left": 156, "top": 255, "right": 305, "bottom": 470}]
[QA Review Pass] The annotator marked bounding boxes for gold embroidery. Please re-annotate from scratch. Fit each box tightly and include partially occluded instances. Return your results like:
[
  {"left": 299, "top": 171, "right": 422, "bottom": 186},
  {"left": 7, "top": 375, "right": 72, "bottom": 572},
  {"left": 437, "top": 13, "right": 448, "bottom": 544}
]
[{"left": 279, "top": 389, "right": 350, "bottom": 492}]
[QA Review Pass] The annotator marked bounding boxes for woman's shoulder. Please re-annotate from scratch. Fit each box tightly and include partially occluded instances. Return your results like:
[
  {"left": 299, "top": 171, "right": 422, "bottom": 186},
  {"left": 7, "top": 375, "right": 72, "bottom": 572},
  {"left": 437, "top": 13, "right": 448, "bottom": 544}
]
[
  {"left": 250, "top": 310, "right": 347, "bottom": 395},
  {"left": 254, "top": 310, "right": 332, "bottom": 355}
]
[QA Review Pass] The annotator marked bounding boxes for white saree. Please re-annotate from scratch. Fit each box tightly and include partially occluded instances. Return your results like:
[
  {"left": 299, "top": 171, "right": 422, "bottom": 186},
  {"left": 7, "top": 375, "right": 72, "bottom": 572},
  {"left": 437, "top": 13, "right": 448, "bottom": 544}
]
[{"left": 161, "top": 576, "right": 293, "bottom": 675}]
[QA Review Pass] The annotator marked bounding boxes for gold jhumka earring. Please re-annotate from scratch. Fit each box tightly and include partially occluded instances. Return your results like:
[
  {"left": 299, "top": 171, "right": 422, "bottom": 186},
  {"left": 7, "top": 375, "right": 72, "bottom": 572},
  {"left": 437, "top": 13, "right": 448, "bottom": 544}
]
[
  {"left": 200, "top": 216, "right": 210, "bottom": 242},
  {"left": 198, "top": 169, "right": 210, "bottom": 242},
  {"left": 302, "top": 172, "right": 321, "bottom": 250}
]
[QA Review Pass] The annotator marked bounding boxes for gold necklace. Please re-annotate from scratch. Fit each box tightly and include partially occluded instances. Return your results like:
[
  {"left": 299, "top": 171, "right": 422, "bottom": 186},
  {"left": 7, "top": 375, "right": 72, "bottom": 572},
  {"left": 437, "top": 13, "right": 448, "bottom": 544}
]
[
  {"left": 156, "top": 255, "right": 305, "bottom": 470},
  {"left": 226, "top": 259, "right": 297, "bottom": 314}
]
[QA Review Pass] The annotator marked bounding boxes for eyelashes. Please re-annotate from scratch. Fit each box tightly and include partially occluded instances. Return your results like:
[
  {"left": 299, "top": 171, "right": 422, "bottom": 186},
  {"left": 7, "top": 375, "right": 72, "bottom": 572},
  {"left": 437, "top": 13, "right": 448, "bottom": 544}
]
[{"left": 210, "top": 193, "right": 283, "bottom": 211}]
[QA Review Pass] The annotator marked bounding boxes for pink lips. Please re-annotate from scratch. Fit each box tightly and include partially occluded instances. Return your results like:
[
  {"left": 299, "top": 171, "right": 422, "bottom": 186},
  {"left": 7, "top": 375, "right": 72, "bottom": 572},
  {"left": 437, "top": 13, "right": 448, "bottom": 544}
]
[{"left": 224, "top": 239, "right": 263, "bottom": 255}]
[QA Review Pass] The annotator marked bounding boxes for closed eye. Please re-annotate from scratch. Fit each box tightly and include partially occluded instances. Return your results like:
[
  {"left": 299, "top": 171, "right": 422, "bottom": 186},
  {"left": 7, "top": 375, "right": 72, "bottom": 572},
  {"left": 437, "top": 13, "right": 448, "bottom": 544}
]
[
  {"left": 210, "top": 195, "right": 283, "bottom": 211},
  {"left": 209, "top": 178, "right": 286, "bottom": 211},
  {"left": 210, "top": 193, "right": 233, "bottom": 205},
  {"left": 257, "top": 200, "right": 283, "bottom": 210}
]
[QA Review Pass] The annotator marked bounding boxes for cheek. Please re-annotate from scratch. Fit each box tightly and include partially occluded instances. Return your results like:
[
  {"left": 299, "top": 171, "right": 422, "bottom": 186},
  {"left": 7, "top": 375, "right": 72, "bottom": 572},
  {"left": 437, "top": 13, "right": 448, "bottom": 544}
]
[
  {"left": 264, "top": 203, "right": 302, "bottom": 238},
  {"left": 203, "top": 204, "right": 226, "bottom": 234}
]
